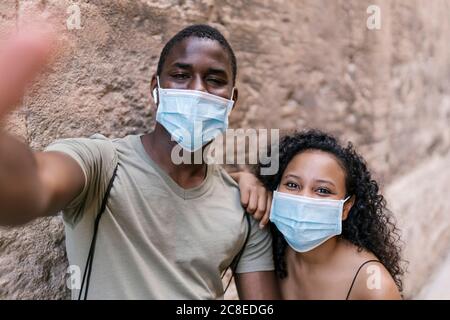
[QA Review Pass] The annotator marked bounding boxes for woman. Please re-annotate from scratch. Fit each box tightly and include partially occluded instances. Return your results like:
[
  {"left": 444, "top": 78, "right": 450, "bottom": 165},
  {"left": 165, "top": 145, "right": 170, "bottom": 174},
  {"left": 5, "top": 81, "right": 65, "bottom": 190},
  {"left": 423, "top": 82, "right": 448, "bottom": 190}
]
[{"left": 255, "top": 129, "right": 405, "bottom": 300}]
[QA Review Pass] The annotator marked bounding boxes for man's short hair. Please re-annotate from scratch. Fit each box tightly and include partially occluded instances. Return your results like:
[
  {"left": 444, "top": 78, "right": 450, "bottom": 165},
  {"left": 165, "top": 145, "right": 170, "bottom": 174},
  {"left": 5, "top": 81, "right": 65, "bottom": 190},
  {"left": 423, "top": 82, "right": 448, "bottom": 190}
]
[{"left": 157, "top": 24, "right": 237, "bottom": 84}]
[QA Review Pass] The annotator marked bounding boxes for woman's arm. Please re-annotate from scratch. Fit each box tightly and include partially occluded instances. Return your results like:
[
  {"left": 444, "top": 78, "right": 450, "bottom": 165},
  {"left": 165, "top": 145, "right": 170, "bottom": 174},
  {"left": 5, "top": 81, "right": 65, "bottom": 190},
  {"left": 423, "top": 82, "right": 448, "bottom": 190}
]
[{"left": 230, "top": 171, "right": 272, "bottom": 228}]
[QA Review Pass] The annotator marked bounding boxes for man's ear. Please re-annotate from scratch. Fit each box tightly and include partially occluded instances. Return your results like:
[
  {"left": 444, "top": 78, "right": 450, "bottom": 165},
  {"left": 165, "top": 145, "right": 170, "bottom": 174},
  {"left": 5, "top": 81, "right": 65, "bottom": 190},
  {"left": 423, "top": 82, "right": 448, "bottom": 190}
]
[
  {"left": 342, "top": 195, "right": 355, "bottom": 221},
  {"left": 150, "top": 74, "right": 158, "bottom": 106},
  {"left": 231, "top": 87, "right": 238, "bottom": 109}
]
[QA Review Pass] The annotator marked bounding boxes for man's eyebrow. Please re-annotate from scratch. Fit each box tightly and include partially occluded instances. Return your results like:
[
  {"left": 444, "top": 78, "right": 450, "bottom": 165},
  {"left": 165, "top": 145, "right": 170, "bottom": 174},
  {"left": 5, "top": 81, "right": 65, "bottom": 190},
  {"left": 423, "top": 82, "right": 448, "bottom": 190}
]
[
  {"left": 172, "top": 62, "right": 192, "bottom": 69},
  {"left": 169, "top": 63, "right": 229, "bottom": 78},
  {"left": 207, "top": 67, "right": 228, "bottom": 76}
]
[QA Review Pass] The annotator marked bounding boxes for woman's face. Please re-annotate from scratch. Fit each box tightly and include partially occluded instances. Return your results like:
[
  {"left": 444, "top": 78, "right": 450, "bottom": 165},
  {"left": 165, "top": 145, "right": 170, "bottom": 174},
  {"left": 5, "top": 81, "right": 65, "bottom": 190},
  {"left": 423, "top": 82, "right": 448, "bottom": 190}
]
[{"left": 279, "top": 149, "right": 353, "bottom": 219}]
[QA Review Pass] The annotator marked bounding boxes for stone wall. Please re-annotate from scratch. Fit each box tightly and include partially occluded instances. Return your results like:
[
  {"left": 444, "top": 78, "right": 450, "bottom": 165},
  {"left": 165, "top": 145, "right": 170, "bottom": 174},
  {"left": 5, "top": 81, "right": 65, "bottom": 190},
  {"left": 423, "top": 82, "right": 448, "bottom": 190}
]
[{"left": 0, "top": 0, "right": 449, "bottom": 299}]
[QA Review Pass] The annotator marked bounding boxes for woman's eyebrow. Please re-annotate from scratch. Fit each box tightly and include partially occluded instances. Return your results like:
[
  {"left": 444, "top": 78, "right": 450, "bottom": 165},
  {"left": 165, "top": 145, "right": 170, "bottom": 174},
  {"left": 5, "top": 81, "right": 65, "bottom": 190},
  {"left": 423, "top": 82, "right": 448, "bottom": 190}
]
[
  {"left": 315, "top": 179, "right": 336, "bottom": 187},
  {"left": 284, "top": 174, "right": 301, "bottom": 180}
]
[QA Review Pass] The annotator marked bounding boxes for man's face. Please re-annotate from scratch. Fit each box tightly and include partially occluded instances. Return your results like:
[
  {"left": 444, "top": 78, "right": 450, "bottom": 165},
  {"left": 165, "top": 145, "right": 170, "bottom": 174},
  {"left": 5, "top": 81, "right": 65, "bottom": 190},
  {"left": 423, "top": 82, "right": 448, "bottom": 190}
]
[{"left": 151, "top": 36, "right": 237, "bottom": 103}]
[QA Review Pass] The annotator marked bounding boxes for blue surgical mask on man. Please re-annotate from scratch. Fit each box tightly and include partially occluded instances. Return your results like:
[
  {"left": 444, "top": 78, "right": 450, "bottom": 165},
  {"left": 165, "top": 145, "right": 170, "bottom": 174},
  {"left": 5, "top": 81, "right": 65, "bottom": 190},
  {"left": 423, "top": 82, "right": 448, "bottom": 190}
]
[
  {"left": 153, "top": 76, "right": 235, "bottom": 152},
  {"left": 270, "top": 190, "right": 351, "bottom": 253}
]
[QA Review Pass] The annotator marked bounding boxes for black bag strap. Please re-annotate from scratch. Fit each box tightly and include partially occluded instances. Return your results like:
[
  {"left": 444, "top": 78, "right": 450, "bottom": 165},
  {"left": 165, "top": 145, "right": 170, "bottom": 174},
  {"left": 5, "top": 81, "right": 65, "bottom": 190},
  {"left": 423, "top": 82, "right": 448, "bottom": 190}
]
[
  {"left": 221, "top": 213, "right": 252, "bottom": 293},
  {"left": 78, "top": 163, "right": 119, "bottom": 300}
]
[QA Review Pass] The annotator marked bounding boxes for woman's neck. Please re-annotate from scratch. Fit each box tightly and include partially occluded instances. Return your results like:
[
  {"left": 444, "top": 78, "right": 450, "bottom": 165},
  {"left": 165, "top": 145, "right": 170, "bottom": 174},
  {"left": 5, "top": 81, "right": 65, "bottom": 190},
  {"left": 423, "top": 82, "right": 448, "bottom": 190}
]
[{"left": 290, "top": 236, "right": 341, "bottom": 267}]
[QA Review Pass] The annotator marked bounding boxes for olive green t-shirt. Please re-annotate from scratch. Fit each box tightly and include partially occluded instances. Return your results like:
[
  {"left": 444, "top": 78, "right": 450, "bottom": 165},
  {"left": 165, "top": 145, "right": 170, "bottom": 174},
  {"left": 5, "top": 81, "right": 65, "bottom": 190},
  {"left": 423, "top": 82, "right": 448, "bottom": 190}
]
[{"left": 45, "top": 134, "right": 273, "bottom": 299}]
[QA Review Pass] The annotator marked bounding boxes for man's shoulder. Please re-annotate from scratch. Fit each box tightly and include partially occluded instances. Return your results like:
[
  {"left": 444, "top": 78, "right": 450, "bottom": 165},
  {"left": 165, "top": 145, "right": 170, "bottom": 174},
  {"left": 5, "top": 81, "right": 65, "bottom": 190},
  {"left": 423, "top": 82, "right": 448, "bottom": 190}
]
[
  {"left": 43, "top": 133, "right": 124, "bottom": 175},
  {"left": 213, "top": 165, "right": 240, "bottom": 189},
  {"left": 45, "top": 133, "right": 110, "bottom": 150},
  {"left": 45, "top": 133, "right": 138, "bottom": 153}
]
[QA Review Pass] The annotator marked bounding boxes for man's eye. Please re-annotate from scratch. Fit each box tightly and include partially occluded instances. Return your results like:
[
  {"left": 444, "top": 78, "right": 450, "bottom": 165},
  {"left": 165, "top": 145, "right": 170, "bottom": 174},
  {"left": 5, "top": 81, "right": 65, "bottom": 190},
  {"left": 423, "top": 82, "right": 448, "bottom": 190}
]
[
  {"left": 207, "top": 77, "right": 226, "bottom": 85},
  {"left": 172, "top": 73, "right": 189, "bottom": 80}
]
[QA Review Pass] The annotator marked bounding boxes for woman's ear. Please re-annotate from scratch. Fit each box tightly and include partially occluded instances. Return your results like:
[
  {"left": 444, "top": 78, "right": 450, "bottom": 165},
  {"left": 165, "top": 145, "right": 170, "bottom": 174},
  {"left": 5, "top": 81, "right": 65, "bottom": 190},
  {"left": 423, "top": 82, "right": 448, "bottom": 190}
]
[{"left": 342, "top": 195, "right": 355, "bottom": 221}]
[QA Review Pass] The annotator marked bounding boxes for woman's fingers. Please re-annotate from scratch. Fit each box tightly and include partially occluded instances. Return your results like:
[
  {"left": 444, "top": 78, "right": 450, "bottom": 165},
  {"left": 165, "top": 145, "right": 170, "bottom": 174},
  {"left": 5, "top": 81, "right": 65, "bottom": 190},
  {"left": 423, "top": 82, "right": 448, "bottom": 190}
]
[
  {"left": 246, "top": 189, "right": 258, "bottom": 214},
  {"left": 259, "top": 192, "right": 272, "bottom": 228},
  {"left": 0, "top": 26, "right": 55, "bottom": 120},
  {"left": 236, "top": 172, "right": 270, "bottom": 221},
  {"left": 253, "top": 190, "right": 267, "bottom": 220},
  {"left": 240, "top": 187, "right": 250, "bottom": 208}
]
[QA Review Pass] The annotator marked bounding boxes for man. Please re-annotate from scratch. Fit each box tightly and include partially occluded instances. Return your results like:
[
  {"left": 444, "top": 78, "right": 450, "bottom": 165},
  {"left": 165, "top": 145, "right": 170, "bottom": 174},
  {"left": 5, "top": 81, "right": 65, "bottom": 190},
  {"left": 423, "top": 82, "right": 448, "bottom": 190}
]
[{"left": 0, "top": 24, "right": 278, "bottom": 299}]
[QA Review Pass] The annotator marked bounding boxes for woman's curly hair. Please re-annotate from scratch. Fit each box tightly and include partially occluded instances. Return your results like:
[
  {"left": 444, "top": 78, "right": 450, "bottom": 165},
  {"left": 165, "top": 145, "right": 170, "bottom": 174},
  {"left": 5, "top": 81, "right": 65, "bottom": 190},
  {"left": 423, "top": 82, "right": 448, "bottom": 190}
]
[{"left": 256, "top": 129, "right": 405, "bottom": 291}]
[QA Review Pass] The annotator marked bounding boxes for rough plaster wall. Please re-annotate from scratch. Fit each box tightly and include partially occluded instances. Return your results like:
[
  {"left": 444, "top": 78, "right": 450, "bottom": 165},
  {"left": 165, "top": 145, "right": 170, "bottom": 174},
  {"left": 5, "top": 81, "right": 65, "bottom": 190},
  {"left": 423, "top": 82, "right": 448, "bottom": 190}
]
[
  {"left": 0, "top": 0, "right": 449, "bottom": 299},
  {"left": 386, "top": 151, "right": 450, "bottom": 297}
]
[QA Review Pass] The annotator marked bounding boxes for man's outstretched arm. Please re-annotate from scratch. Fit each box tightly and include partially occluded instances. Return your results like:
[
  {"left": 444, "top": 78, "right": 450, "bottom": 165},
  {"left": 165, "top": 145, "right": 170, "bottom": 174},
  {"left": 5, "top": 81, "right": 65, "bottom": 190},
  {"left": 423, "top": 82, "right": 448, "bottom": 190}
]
[{"left": 0, "top": 27, "right": 85, "bottom": 226}]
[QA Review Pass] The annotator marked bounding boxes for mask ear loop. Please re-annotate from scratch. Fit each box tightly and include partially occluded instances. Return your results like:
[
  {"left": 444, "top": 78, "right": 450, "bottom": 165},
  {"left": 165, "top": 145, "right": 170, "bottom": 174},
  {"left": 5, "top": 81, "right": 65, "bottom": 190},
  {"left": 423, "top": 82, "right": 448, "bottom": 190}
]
[
  {"left": 222, "top": 87, "right": 236, "bottom": 127},
  {"left": 268, "top": 186, "right": 280, "bottom": 222},
  {"left": 230, "top": 87, "right": 235, "bottom": 101},
  {"left": 152, "top": 76, "right": 161, "bottom": 105},
  {"left": 341, "top": 195, "right": 352, "bottom": 222},
  {"left": 157, "top": 75, "right": 161, "bottom": 88}
]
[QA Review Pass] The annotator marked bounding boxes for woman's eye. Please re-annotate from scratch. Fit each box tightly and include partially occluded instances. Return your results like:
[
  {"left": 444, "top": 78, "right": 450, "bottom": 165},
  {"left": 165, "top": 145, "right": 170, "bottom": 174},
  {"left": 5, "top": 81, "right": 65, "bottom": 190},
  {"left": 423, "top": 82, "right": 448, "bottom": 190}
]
[
  {"left": 316, "top": 187, "right": 331, "bottom": 195},
  {"left": 285, "top": 182, "right": 299, "bottom": 190}
]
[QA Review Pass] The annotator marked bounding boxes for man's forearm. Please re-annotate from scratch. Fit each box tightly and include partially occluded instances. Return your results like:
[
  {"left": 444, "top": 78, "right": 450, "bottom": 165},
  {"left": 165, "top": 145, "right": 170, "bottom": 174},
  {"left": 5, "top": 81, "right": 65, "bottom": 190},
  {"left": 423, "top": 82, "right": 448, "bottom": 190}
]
[
  {"left": 0, "top": 132, "right": 45, "bottom": 226},
  {"left": 235, "top": 271, "right": 281, "bottom": 300}
]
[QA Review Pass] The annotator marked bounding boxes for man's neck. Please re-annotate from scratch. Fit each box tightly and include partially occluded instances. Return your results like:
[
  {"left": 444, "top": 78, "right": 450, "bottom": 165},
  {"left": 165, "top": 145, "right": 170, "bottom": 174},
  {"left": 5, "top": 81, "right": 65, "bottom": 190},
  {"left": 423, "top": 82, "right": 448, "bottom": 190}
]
[{"left": 141, "top": 124, "right": 208, "bottom": 189}]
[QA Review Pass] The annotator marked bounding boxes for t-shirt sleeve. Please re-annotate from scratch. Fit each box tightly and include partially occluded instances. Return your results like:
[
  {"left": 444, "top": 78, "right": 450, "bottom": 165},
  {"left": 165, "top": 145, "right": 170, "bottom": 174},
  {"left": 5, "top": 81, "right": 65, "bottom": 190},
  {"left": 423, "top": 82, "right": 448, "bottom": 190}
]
[
  {"left": 235, "top": 215, "right": 274, "bottom": 273},
  {"left": 44, "top": 134, "right": 118, "bottom": 227}
]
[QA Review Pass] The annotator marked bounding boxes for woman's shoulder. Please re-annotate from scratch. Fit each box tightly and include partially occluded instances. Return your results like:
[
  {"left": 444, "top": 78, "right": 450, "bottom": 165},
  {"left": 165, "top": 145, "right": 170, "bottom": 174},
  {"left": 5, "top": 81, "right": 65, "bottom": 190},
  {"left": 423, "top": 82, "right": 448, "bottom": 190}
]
[
  {"left": 340, "top": 241, "right": 401, "bottom": 300},
  {"left": 349, "top": 260, "right": 401, "bottom": 300}
]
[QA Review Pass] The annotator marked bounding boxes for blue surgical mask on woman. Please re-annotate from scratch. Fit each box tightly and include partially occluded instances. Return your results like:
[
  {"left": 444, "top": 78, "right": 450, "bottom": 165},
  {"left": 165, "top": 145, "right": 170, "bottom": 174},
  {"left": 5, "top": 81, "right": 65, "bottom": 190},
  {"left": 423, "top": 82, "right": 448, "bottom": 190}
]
[
  {"left": 153, "top": 76, "right": 235, "bottom": 152},
  {"left": 270, "top": 190, "right": 351, "bottom": 253}
]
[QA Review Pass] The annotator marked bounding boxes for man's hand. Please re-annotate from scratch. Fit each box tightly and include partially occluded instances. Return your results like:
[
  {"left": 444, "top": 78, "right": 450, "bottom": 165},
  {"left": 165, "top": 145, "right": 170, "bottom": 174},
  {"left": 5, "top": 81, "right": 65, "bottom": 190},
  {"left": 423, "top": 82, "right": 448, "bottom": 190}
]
[
  {"left": 230, "top": 171, "right": 272, "bottom": 229},
  {"left": 0, "top": 26, "right": 54, "bottom": 121}
]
